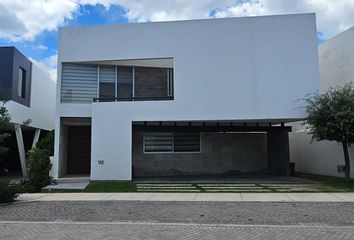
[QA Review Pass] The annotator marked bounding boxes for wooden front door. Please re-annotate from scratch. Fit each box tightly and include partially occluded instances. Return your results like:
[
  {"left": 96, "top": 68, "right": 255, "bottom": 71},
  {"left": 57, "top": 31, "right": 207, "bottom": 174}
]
[{"left": 67, "top": 126, "right": 91, "bottom": 175}]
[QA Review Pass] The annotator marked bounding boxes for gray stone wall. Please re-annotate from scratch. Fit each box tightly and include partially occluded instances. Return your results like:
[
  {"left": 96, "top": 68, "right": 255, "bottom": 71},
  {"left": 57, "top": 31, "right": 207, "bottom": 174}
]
[
  {"left": 134, "top": 67, "right": 168, "bottom": 97},
  {"left": 132, "top": 131, "right": 268, "bottom": 177}
]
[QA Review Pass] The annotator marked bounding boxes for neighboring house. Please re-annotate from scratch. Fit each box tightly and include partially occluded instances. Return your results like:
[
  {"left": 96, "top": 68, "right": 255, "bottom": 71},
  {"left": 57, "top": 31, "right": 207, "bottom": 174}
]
[
  {"left": 290, "top": 27, "right": 354, "bottom": 178},
  {"left": 0, "top": 46, "right": 56, "bottom": 177},
  {"left": 53, "top": 13, "right": 319, "bottom": 181}
]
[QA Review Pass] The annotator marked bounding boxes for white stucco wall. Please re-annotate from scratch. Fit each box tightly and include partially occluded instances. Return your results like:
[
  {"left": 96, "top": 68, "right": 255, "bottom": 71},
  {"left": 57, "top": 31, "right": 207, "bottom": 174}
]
[
  {"left": 55, "top": 14, "right": 320, "bottom": 180},
  {"left": 290, "top": 132, "right": 354, "bottom": 177},
  {"left": 290, "top": 27, "right": 354, "bottom": 177},
  {"left": 319, "top": 27, "right": 354, "bottom": 92},
  {"left": 6, "top": 62, "right": 56, "bottom": 130}
]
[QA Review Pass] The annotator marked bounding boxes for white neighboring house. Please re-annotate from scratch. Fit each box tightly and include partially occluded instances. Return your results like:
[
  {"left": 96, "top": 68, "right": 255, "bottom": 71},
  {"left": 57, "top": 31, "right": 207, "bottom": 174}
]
[
  {"left": 290, "top": 27, "right": 354, "bottom": 178},
  {"left": 53, "top": 13, "right": 319, "bottom": 181},
  {"left": 0, "top": 46, "right": 56, "bottom": 177}
]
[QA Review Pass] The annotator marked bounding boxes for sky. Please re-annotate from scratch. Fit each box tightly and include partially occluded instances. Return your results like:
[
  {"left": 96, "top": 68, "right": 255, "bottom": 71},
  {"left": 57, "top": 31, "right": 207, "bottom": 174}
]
[{"left": 1, "top": 0, "right": 354, "bottom": 81}]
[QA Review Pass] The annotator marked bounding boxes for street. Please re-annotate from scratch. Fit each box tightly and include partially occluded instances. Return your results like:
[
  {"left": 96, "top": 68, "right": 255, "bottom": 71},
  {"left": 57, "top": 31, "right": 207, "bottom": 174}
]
[{"left": 1, "top": 201, "right": 354, "bottom": 239}]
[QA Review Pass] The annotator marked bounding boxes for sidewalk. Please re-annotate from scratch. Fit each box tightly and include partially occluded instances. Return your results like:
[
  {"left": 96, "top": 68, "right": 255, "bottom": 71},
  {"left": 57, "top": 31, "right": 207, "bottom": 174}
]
[{"left": 16, "top": 192, "right": 354, "bottom": 203}]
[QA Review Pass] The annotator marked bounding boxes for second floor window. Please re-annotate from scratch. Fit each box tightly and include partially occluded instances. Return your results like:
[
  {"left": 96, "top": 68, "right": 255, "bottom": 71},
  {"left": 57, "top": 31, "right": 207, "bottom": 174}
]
[
  {"left": 61, "top": 62, "right": 173, "bottom": 103},
  {"left": 99, "top": 66, "right": 115, "bottom": 99},
  {"left": 18, "top": 67, "right": 26, "bottom": 98}
]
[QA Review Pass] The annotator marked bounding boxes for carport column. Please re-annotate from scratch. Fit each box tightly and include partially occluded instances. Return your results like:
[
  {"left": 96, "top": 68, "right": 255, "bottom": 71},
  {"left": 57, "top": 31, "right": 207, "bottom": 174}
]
[
  {"left": 14, "top": 124, "right": 28, "bottom": 178},
  {"left": 267, "top": 130, "right": 290, "bottom": 175},
  {"left": 32, "top": 128, "right": 41, "bottom": 148}
]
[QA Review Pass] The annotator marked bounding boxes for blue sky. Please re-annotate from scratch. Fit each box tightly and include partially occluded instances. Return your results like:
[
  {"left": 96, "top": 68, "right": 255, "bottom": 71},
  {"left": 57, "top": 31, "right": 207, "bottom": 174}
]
[
  {"left": 0, "top": 1, "right": 353, "bottom": 80},
  {"left": 0, "top": 4, "right": 128, "bottom": 63}
]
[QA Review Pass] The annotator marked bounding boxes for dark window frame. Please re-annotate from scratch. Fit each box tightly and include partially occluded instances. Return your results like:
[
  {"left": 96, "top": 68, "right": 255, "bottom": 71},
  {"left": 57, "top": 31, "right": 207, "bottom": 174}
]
[{"left": 143, "top": 132, "right": 201, "bottom": 153}]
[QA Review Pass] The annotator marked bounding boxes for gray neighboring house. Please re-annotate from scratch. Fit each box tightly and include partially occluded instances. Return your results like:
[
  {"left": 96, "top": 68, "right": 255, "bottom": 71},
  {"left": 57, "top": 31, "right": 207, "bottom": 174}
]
[
  {"left": 290, "top": 27, "right": 354, "bottom": 178},
  {"left": 0, "top": 46, "right": 56, "bottom": 177}
]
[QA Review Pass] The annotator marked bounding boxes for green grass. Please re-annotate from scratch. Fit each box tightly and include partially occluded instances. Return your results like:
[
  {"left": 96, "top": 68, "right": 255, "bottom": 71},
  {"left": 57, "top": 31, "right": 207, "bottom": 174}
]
[
  {"left": 41, "top": 182, "right": 137, "bottom": 193},
  {"left": 84, "top": 182, "right": 137, "bottom": 192},
  {"left": 298, "top": 173, "right": 354, "bottom": 192},
  {"left": 40, "top": 174, "right": 354, "bottom": 193}
]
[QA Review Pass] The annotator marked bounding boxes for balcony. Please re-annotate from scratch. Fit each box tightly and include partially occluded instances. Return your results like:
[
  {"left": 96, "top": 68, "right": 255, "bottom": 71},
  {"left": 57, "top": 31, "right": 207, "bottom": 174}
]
[
  {"left": 93, "top": 96, "right": 174, "bottom": 102},
  {"left": 61, "top": 58, "right": 173, "bottom": 103}
]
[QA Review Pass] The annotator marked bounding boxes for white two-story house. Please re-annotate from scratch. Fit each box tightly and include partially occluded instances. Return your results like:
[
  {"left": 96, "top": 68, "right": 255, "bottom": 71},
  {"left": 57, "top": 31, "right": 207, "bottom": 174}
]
[{"left": 53, "top": 13, "right": 319, "bottom": 181}]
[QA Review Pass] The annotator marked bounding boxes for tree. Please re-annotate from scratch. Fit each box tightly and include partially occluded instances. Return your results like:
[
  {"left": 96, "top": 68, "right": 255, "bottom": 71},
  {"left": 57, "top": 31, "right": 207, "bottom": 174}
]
[
  {"left": 305, "top": 83, "right": 354, "bottom": 182},
  {"left": 0, "top": 90, "right": 12, "bottom": 155}
]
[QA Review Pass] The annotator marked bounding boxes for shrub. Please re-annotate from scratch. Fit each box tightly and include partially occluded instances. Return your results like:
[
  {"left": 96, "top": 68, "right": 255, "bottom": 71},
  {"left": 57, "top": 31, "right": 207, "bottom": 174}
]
[
  {"left": 23, "top": 147, "right": 52, "bottom": 192},
  {"left": 0, "top": 181, "right": 21, "bottom": 203},
  {"left": 36, "top": 131, "right": 54, "bottom": 156}
]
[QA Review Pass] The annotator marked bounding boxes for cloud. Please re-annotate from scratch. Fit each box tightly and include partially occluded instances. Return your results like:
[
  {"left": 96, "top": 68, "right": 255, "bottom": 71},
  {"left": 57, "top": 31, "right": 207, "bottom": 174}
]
[
  {"left": 109, "top": 0, "right": 354, "bottom": 39},
  {"left": 32, "top": 44, "right": 48, "bottom": 50},
  {"left": 31, "top": 53, "right": 58, "bottom": 81},
  {"left": 0, "top": 0, "right": 79, "bottom": 41},
  {"left": 212, "top": 0, "right": 354, "bottom": 39},
  {"left": 1, "top": 0, "right": 354, "bottom": 42},
  {"left": 0, "top": 3, "right": 27, "bottom": 41}
]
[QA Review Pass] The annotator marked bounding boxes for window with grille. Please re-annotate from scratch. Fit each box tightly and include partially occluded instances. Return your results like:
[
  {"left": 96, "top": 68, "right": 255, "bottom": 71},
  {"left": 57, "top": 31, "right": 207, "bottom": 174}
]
[{"left": 144, "top": 132, "right": 201, "bottom": 153}]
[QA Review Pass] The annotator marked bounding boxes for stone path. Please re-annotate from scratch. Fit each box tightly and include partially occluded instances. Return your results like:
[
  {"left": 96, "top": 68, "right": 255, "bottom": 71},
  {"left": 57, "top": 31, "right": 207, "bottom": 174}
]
[{"left": 136, "top": 183, "right": 339, "bottom": 192}]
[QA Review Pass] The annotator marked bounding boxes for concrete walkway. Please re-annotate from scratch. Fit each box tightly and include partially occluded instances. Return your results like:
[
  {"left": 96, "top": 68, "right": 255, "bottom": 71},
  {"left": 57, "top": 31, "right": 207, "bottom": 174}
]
[{"left": 15, "top": 192, "right": 354, "bottom": 203}]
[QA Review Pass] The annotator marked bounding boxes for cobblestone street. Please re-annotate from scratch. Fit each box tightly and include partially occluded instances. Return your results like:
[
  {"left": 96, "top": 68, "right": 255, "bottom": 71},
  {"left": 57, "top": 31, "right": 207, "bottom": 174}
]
[
  {"left": 2, "top": 221, "right": 354, "bottom": 240},
  {"left": 1, "top": 201, "right": 354, "bottom": 239}
]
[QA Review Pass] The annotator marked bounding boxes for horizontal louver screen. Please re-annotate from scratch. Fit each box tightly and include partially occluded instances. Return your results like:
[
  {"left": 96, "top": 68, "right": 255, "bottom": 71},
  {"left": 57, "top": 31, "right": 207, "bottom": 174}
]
[
  {"left": 144, "top": 132, "right": 200, "bottom": 153},
  {"left": 61, "top": 63, "right": 98, "bottom": 103},
  {"left": 174, "top": 132, "right": 200, "bottom": 152},
  {"left": 144, "top": 133, "right": 173, "bottom": 152}
]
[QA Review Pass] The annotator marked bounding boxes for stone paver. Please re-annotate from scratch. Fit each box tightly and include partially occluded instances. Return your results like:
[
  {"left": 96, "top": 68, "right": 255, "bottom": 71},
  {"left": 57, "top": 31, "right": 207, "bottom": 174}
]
[
  {"left": 2, "top": 201, "right": 354, "bottom": 226},
  {"left": 1, "top": 222, "right": 354, "bottom": 240},
  {"left": 2, "top": 200, "right": 354, "bottom": 239},
  {"left": 135, "top": 182, "right": 339, "bottom": 193}
]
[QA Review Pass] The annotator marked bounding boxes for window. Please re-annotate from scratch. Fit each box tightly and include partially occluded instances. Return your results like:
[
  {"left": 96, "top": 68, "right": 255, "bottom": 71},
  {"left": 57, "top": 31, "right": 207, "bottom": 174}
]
[
  {"left": 173, "top": 132, "right": 200, "bottom": 152},
  {"left": 61, "top": 63, "right": 173, "bottom": 103},
  {"left": 18, "top": 67, "right": 26, "bottom": 98},
  {"left": 117, "top": 66, "right": 133, "bottom": 98},
  {"left": 61, "top": 63, "right": 98, "bottom": 103},
  {"left": 167, "top": 68, "right": 173, "bottom": 97},
  {"left": 144, "top": 132, "right": 173, "bottom": 153},
  {"left": 99, "top": 66, "right": 115, "bottom": 99},
  {"left": 144, "top": 132, "right": 201, "bottom": 153}
]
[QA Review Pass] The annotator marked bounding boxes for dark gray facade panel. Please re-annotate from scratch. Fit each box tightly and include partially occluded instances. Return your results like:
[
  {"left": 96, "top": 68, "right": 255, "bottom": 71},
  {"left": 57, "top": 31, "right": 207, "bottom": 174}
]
[
  {"left": 133, "top": 131, "right": 268, "bottom": 177},
  {"left": 0, "top": 47, "right": 32, "bottom": 106},
  {"left": 0, "top": 47, "right": 14, "bottom": 98},
  {"left": 11, "top": 47, "right": 32, "bottom": 107}
]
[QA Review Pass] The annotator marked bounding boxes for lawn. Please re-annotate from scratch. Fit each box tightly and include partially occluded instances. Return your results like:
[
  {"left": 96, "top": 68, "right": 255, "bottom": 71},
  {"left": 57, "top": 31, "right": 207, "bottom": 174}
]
[
  {"left": 41, "top": 174, "right": 354, "bottom": 193},
  {"left": 41, "top": 182, "right": 137, "bottom": 193},
  {"left": 85, "top": 182, "right": 137, "bottom": 192},
  {"left": 298, "top": 173, "right": 354, "bottom": 192}
]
